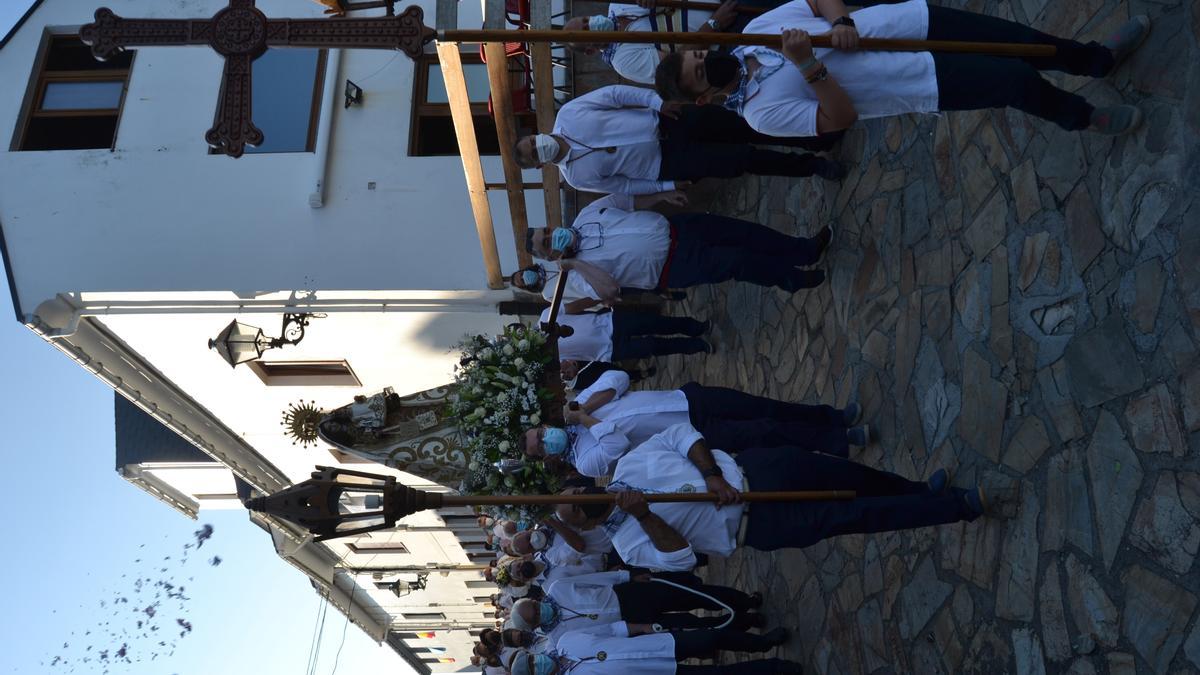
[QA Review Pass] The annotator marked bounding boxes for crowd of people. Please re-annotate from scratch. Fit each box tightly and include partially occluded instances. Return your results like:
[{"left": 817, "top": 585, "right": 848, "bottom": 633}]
[{"left": 470, "top": 0, "right": 1150, "bottom": 671}]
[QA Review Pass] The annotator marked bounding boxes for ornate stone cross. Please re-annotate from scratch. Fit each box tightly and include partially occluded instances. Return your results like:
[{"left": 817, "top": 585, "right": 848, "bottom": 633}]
[{"left": 81, "top": 1, "right": 434, "bottom": 157}]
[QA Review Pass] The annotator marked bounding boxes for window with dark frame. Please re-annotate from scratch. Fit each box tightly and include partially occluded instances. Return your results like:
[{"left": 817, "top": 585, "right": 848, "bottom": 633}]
[
  {"left": 408, "top": 51, "right": 535, "bottom": 157},
  {"left": 246, "top": 360, "right": 361, "bottom": 386},
  {"left": 14, "top": 34, "right": 135, "bottom": 151},
  {"left": 403, "top": 612, "right": 447, "bottom": 620},
  {"left": 208, "top": 48, "right": 327, "bottom": 155},
  {"left": 347, "top": 541, "right": 410, "bottom": 554}
]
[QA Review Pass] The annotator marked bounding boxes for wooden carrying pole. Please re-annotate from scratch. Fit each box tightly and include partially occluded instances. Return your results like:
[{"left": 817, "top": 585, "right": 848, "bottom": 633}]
[
  {"left": 439, "top": 28, "right": 1057, "bottom": 57},
  {"left": 441, "top": 489, "right": 856, "bottom": 507}
]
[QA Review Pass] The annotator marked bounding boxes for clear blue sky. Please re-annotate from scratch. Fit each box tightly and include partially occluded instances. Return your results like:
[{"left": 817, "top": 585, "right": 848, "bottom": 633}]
[{"left": 0, "top": 4, "right": 413, "bottom": 674}]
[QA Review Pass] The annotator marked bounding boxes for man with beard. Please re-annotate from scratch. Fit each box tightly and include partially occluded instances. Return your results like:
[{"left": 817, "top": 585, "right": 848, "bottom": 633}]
[{"left": 655, "top": 0, "right": 1150, "bottom": 136}]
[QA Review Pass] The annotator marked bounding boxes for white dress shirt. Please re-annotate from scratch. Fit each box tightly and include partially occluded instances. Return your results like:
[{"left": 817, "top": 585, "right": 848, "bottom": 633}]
[
  {"left": 540, "top": 307, "right": 615, "bottom": 361},
  {"left": 545, "top": 570, "right": 630, "bottom": 617},
  {"left": 569, "top": 194, "right": 673, "bottom": 291},
  {"left": 607, "top": 3, "right": 713, "bottom": 84},
  {"left": 734, "top": 0, "right": 938, "bottom": 137},
  {"left": 607, "top": 423, "right": 745, "bottom": 571},
  {"left": 568, "top": 370, "right": 692, "bottom": 477},
  {"left": 551, "top": 86, "right": 675, "bottom": 195},
  {"left": 555, "top": 627, "right": 678, "bottom": 674}
]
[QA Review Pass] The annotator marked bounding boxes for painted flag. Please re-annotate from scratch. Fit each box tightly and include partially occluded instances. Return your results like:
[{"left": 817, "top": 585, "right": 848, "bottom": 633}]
[
  {"left": 416, "top": 631, "right": 436, "bottom": 639},
  {"left": 437, "top": 658, "right": 456, "bottom": 663},
  {"left": 428, "top": 646, "right": 447, "bottom": 654}
]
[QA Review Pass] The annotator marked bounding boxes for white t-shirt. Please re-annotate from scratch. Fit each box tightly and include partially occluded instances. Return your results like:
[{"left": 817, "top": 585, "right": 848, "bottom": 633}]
[
  {"left": 607, "top": 3, "right": 714, "bottom": 84},
  {"left": 539, "top": 308, "right": 615, "bottom": 361},
  {"left": 606, "top": 423, "right": 745, "bottom": 571},
  {"left": 734, "top": 0, "right": 938, "bottom": 137}
]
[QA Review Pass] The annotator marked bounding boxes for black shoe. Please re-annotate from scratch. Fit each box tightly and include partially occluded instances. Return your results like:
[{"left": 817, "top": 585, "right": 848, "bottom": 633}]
[
  {"left": 731, "top": 612, "right": 768, "bottom": 630},
  {"left": 813, "top": 159, "right": 848, "bottom": 181},
  {"left": 688, "top": 319, "right": 711, "bottom": 338},
  {"left": 788, "top": 269, "right": 825, "bottom": 291},
  {"left": 747, "top": 591, "right": 764, "bottom": 610},
  {"left": 761, "top": 627, "right": 789, "bottom": 647},
  {"left": 814, "top": 224, "right": 834, "bottom": 259}
]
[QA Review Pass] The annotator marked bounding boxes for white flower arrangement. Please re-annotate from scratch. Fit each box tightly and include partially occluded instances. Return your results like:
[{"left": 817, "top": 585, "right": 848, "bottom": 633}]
[{"left": 450, "top": 325, "right": 560, "bottom": 523}]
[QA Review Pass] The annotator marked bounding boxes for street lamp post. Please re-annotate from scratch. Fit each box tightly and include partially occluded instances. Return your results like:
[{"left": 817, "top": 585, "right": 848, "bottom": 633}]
[
  {"left": 244, "top": 465, "right": 854, "bottom": 543},
  {"left": 208, "top": 312, "right": 317, "bottom": 367}
]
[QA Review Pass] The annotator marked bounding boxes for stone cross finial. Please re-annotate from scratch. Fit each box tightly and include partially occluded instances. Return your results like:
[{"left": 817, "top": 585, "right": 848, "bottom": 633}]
[{"left": 80, "top": 2, "right": 435, "bottom": 157}]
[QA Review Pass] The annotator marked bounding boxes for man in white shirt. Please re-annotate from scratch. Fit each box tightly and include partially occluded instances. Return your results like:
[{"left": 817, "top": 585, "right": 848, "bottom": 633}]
[
  {"left": 555, "top": 423, "right": 987, "bottom": 571},
  {"left": 545, "top": 570, "right": 769, "bottom": 631},
  {"left": 539, "top": 306, "right": 711, "bottom": 362},
  {"left": 507, "top": 626, "right": 800, "bottom": 675},
  {"left": 524, "top": 369, "right": 865, "bottom": 477},
  {"left": 526, "top": 191, "right": 830, "bottom": 307},
  {"left": 655, "top": 0, "right": 1150, "bottom": 136},
  {"left": 513, "top": 85, "right": 844, "bottom": 196},
  {"left": 564, "top": 1, "right": 735, "bottom": 85}
]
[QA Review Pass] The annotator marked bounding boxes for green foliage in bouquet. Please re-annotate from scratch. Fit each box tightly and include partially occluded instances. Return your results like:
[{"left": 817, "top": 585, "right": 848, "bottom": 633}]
[{"left": 450, "top": 325, "right": 561, "bottom": 523}]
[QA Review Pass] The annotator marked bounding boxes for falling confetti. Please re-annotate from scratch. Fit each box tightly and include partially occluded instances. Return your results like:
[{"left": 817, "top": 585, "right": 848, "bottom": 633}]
[{"left": 43, "top": 523, "right": 221, "bottom": 671}]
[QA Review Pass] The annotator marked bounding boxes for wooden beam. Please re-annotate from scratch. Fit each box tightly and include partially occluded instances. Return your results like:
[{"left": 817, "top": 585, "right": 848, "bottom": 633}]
[
  {"left": 434, "top": 0, "right": 458, "bottom": 30},
  {"left": 529, "top": 44, "right": 562, "bottom": 232},
  {"left": 436, "top": 42, "right": 505, "bottom": 289},
  {"left": 482, "top": 0, "right": 505, "bottom": 29},
  {"left": 528, "top": 0, "right": 562, "bottom": 231},
  {"left": 483, "top": 40, "right": 533, "bottom": 270}
]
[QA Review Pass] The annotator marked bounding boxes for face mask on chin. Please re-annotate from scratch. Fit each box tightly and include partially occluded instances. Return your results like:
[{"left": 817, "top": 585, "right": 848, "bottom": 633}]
[
  {"left": 703, "top": 52, "right": 742, "bottom": 91},
  {"left": 520, "top": 265, "right": 546, "bottom": 291},
  {"left": 587, "top": 15, "right": 615, "bottom": 32},
  {"left": 533, "top": 134, "right": 560, "bottom": 164},
  {"left": 528, "top": 530, "right": 549, "bottom": 551}
]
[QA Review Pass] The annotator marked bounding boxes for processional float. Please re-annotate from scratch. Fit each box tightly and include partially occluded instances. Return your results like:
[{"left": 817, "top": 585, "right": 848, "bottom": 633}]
[{"left": 77, "top": 1, "right": 1049, "bottom": 538}]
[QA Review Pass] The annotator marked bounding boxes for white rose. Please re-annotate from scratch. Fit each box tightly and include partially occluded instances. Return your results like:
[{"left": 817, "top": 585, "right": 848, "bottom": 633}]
[
  {"left": 468, "top": 461, "right": 479, "bottom": 471},
  {"left": 498, "top": 441, "right": 511, "bottom": 452},
  {"left": 518, "top": 339, "right": 530, "bottom": 350},
  {"left": 513, "top": 358, "right": 525, "bottom": 368},
  {"left": 504, "top": 476, "right": 516, "bottom": 488},
  {"left": 474, "top": 407, "right": 486, "bottom": 416},
  {"left": 503, "top": 345, "right": 515, "bottom": 356},
  {"left": 530, "top": 413, "right": 541, "bottom": 425}
]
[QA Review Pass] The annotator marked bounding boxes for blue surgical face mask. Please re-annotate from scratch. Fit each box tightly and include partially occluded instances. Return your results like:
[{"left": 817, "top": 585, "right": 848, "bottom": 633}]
[
  {"left": 533, "top": 653, "right": 558, "bottom": 675},
  {"left": 588, "top": 15, "right": 615, "bottom": 32},
  {"left": 521, "top": 269, "right": 542, "bottom": 287},
  {"left": 542, "top": 427, "right": 569, "bottom": 456},
  {"left": 550, "top": 228, "right": 575, "bottom": 253},
  {"left": 538, "top": 602, "right": 558, "bottom": 627}
]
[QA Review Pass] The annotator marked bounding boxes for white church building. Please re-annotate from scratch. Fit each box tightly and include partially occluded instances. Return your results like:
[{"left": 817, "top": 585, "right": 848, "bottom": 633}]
[{"left": 0, "top": 0, "right": 562, "bottom": 670}]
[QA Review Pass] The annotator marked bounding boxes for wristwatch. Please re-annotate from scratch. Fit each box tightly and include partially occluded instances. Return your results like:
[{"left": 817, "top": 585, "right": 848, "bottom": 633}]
[
  {"left": 700, "top": 466, "right": 724, "bottom": 479},
  {"left": 832, "top": 16, "right": 856, "bottom": 28},
  {"left": 705, "top": 18, "right": 719, "bottom": 30}
]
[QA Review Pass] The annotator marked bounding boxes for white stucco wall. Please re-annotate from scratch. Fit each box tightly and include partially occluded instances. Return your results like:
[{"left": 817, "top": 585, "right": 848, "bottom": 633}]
[{"left": 0, "top": 0, "right": 546, "bottom": 315}]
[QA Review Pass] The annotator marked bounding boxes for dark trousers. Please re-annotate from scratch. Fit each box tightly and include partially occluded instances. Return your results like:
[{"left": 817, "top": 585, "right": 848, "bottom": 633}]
[
  {"left": 672, "top": 629, "right": 781, "bottom": 658},
  {"left": 682, "top": 382, "right": 849, "bottom": 456},
  {"left": 614, "top": 579, "right": 758, "bottom": 621},
  {"left": 657, "top": 105, "right": 833, "bottom": 181},
  {"left": 610, "top": 310, "right": 706, "bottom": 359},
  {"left": 737, "top": 448, "right": 977, "bottom": 550},
  {"left": 928, "top": 6, "right": 1114, "bottom": 130},
  {"left": 678, "top": 661, "right": 798, "bottom": 675},
  {"left": 666, "top": 213, "right": 824, "bottom": 292}
]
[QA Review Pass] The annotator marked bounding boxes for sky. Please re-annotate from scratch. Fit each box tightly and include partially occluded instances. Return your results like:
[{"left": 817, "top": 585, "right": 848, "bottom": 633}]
[{"left": 0, "top": 3, "right": 414, "bottom": 674}]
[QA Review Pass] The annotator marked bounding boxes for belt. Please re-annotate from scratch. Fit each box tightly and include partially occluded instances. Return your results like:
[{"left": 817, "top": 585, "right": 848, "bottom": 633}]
[
  {"left": 736, "top": 474, "right": 750, "bottom": 546},
  {"left": 656, "top": 223, "right": 679, "bottom": 290}
]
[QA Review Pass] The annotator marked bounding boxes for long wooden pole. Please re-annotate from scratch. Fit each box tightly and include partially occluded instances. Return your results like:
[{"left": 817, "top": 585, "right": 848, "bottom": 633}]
[
  {"left": 439, "top": 28, "right": 1057, "bottom": 57},
  {"left": 442, "top": 489, "right": 856, "bottom": 507}
]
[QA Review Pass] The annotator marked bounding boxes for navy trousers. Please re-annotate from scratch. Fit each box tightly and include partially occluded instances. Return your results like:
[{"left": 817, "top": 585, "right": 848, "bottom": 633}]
[
  {"left": 610, "top": 310, "right": 707, "bottom": 359},
  {"left": 737, "top": 448, "right": 978, "bottom": 550},
  {"left": 681, "top": 382, "right": 849, "bottom": 456},
  {"left": 929, "top": 5, "right": 1114, "bottom": 130},
  {"left": 665, "top": 213, "right": 824, "bottom": 293}
]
